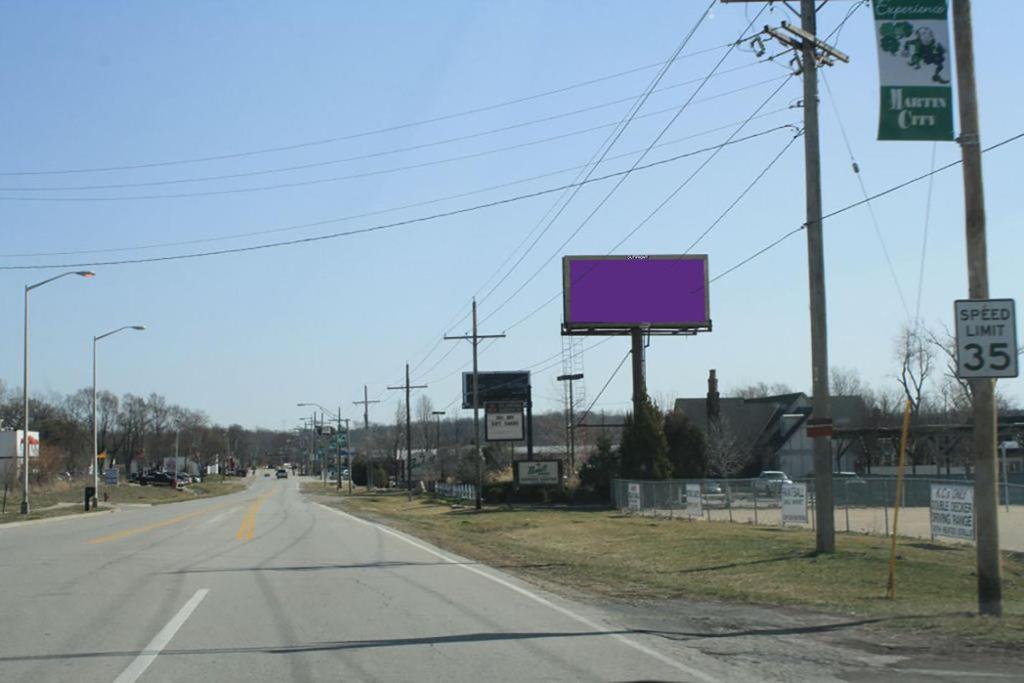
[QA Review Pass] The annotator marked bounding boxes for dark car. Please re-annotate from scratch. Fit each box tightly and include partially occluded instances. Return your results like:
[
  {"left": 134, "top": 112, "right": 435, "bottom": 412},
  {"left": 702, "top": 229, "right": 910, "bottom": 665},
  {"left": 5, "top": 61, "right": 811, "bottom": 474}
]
[
  {"left": 275, "top": 469, "right": 288, "bottom": 479},
  {"left": 139, "top": 471, "right": 175, "bottom": 486}
]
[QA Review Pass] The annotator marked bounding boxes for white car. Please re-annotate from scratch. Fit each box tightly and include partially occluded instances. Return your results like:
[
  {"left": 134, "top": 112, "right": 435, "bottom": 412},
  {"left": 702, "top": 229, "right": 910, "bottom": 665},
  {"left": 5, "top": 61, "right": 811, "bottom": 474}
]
[{"left": 753, "top": 471, "right": 792, "bottom": 495}]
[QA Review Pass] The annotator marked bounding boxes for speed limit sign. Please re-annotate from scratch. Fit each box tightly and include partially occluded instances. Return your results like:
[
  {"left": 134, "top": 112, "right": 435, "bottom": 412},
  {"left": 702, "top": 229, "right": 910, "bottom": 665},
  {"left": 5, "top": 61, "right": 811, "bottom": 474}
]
[{"left": 954, "top": 299, "right": 1018, "bottom": 379}]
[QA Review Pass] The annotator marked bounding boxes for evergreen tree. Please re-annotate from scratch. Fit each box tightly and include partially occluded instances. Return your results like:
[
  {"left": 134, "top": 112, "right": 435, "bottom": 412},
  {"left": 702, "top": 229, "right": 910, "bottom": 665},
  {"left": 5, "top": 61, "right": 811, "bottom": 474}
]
[
  {"left": 578, "top": 433, "right": 619, "bottom": 497},
  {"left": 664, "top": 410, "right": 708, "bottom": 478},
  {"left": 618, "top": 395, "right": 672, "bottom": 479}
]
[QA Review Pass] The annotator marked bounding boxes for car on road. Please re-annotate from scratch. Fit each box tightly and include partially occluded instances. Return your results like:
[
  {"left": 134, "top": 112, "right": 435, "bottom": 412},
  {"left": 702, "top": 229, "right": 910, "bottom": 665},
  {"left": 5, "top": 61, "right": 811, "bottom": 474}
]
[
  {"left": 276, "top": 469, "right": 288, "bottom": 479},
  {"left": 753, "top": 471, "right": 792, "bottom": 496}
]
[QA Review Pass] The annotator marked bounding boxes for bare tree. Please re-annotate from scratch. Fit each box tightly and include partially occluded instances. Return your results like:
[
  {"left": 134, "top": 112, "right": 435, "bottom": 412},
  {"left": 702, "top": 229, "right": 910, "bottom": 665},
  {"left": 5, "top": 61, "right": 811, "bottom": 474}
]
[
  {"left": 416, "top": 395, "right": 434, "bottom": 452},
  {"left": 705, "top": 416, "right": 753, "bottom": 477},
  {"left": 731, "top": 382, "right": 794, "bottom": 399},
  {"left": 895, "top": 324, "right": 934, "bottom": 416}
]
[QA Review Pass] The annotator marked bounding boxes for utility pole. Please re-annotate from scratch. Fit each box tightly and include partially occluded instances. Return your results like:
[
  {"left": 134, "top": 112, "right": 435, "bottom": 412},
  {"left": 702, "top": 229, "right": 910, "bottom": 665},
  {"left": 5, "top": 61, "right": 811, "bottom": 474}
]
[
  {"left": 953, "top": 0, "right": 1002, "bottom": 617},
  {"left": 387, "top": 364, "right": 426, "bottom": 495},
  {"left": 741, "top": 0, "right": 847, "bottom": 554},
  {"left": 557, "top": 373, "right": 584, "bottom": 474},
  {"left": 354, "top": 385, "right": 381, "bottom": 489},
  {"left": 432, "top": 410, "right": 446, "bottom": 480},
  {"left": 445, "top": 298, "right": 506, "bottom": 510}
]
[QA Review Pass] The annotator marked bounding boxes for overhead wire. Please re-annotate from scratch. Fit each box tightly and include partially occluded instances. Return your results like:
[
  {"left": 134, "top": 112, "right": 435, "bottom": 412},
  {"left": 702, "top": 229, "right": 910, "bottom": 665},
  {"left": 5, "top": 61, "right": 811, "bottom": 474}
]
[
  {"left": 0, "top": 43, "right": 737, "bottom": 178},
  {"left": 478, "top": 2, "right": 773, "bottom": 326},
  {"left": 0, "top": 110, "right": 793, "bottom": 260},
  {"left": 0, "top": 127, "right": 792, "bottom": 271},
  {"left": 914, "top": 142, "right": 938, "bottom": 325},
  {"left": 0, "top": 68, "right": 782, "bottom": 194}
]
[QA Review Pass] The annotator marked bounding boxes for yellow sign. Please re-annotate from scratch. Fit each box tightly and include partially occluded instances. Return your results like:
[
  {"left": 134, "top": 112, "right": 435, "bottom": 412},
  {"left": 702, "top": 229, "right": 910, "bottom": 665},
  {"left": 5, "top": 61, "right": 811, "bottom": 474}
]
[{"left": 97, "top": 451, "right": 107, "bottom": 460}]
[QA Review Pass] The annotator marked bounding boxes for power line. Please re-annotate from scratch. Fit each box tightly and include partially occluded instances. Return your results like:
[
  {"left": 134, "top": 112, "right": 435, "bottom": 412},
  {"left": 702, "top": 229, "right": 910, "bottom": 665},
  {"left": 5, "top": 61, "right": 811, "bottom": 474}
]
[
  {"left": 0, "top": 127, "right": 791, "bottom": 271},
  {"left": 474, "top": 0, "right": 723, "bottom": 312},
  {"left": 482, "top": 64, "right": 793, "bottom": 332},
  {"left": 575, "top": 348, "right": 633, "bottom": 427},
  {"left": 1, "top": 110, "right": 794, "bottom": 259},
  {"left": 707, "top": 130, "right": 1024, "bottom": 287},
  {"left": 0, "top": 68, "right": 781, "bottom": 194},
  {"left": 0, "top": 44, "right": 738, "bottom": 178},
  {"left": 479, "top": 3, "right": 775, "bottom": 326},
  {"left": 0, "top": 77, "right": 791, "bottom": 204}
]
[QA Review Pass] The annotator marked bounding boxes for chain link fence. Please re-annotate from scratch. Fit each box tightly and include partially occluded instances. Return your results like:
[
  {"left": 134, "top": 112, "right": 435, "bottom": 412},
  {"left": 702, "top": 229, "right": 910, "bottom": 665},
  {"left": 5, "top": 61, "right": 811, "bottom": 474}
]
[{"left": 612, "top": 476, "right": 1024, "bottom": 550}]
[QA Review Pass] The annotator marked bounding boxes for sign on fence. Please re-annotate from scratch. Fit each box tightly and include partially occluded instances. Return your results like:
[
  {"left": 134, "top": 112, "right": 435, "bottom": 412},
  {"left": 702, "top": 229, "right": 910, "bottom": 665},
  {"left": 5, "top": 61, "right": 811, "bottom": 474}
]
[
  {"left": 627, "top": 482, "right": 641, "bottom": 512},
  {"left": 781, "top": 482, "right": 808, "bottom": 525},
  {"left": 686, "top": 483, "right": 702, "bottom": 518},
  {"left": 104, "top": 468, "right": 119, "bottom": 485},
  {"left": 930, "top": 483, "right": 975, "bottom": 542}
]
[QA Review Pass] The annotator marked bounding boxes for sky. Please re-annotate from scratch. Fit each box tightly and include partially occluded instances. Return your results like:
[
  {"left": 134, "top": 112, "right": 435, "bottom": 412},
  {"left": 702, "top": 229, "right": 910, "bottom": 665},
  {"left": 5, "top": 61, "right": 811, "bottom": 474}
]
[{"left": 0, "top": 0, "right": 1021, "bottom": 430}]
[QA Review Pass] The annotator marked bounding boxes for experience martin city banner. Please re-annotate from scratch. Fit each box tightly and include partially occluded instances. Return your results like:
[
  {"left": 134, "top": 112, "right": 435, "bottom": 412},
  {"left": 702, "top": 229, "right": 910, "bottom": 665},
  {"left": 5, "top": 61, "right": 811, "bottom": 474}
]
[{"left": 873, "top": 0, "right": 954, "bottom": 141}]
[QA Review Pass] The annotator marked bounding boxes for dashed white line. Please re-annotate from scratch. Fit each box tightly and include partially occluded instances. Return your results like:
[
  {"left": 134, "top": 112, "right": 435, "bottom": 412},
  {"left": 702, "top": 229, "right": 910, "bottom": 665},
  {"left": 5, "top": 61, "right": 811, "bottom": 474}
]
[{"left": 113, "top": 588, "right": 209, "bottom": 683}]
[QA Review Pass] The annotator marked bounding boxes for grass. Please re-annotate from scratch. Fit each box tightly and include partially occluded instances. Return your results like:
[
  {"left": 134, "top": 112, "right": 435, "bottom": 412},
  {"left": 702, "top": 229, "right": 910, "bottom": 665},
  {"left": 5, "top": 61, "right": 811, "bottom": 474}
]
[
  {"left": 307, "top": 487, "right": 1024, "bottom": 647},
  {"left": 0, "top": 477, "right": 246, "bottom": 523}
]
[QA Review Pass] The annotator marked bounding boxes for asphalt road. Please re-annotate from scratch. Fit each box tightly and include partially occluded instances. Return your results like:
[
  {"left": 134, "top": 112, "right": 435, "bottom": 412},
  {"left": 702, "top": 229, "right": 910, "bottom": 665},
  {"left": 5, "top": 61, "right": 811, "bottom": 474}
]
[
  {"left": 1, "top": 475, "right": 1020, "bottom": 683},
  {"left": 0, "top": 474, "right": 732, "bottom": 682}
]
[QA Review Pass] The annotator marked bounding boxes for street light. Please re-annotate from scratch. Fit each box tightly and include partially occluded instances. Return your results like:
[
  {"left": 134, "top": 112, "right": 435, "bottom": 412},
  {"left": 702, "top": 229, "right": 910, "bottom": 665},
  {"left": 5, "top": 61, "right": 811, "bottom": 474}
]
[
  {"left": 92, "top": 325, "right": 145, "bottom": 505},
  {"left": 21, "top": 271, "right": 94, "bottom": 514},
  {"left": 297, "top": 402, "right": 351, "bottom": 492}
]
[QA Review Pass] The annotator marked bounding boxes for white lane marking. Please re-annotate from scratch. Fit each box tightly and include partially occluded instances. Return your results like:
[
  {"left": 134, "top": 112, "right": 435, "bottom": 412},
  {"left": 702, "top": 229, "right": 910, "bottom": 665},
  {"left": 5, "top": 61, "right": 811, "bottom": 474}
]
[
  {"left": 317, "top": 504, "right": 719, "bottom": 683},
  {"left": 895, "top": 670, "right": 1019, "bottom": 679},
  {"left": 113, "top": 588, "right": 209, "bottom": 683}
]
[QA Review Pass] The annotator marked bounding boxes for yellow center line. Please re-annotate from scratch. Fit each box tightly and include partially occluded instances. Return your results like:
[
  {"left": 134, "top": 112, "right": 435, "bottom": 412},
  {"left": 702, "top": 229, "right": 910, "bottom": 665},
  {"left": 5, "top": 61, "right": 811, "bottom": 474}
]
[
  {"left": 88, "top": 497, "right": 244, "bottom": 545},
  {"left": 235, "top": 489, "right": 274, "bottom": 542}
]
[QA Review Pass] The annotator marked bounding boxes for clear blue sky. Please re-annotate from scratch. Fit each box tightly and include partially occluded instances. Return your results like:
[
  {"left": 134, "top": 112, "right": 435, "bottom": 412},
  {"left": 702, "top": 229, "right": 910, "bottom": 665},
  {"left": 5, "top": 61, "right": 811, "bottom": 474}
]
[{"left": 0, "top": 1, "right": 1020, "bottom": 429}]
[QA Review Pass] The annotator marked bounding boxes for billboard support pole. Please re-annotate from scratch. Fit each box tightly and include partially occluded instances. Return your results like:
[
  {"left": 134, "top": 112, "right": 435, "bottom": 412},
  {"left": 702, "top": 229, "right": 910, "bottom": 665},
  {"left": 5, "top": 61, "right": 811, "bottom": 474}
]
[
  {"left": 444, "top": 298, "right": 506, "bottom": 510},
  {"left": 630, "top": 328, "right": 646, "bottom": 418}
]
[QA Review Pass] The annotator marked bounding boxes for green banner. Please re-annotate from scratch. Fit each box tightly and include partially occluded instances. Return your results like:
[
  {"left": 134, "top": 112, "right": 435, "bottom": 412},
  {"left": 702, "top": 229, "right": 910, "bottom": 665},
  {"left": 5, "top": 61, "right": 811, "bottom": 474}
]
[{"left": 873, "top": 0, "right": 954, "bottom": 141}]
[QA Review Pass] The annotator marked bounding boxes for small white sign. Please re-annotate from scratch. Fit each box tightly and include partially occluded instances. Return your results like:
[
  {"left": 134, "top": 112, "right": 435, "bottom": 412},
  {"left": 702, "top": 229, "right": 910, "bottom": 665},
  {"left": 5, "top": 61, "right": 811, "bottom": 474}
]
[
  {"left": 485, "top": 401, "right": 525, "bottom": 441},
  {"left": 516, "top": 460, "right": 559, "bottom": 485},
  {"left": 686, "top": 483, "right": 702, "bottom": 518},
  {"left": 627, "top": 482, "right": 641, "bottom": 511},
  {"left": 954, "top": 299, "right": 1018, "bottom": 379},
  {"left": 930, "top": 483, "right": 975, "bottom": 542},
  {"left": 781, "top": 482, "right": 808, "bottom": 525}
]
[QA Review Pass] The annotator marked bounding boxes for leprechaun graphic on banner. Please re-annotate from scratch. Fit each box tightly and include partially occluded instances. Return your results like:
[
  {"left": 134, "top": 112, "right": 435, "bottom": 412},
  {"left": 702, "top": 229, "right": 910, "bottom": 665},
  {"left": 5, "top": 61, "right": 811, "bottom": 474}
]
[{"left": 874, "top": 0, "right": 954, "bottom": 141}]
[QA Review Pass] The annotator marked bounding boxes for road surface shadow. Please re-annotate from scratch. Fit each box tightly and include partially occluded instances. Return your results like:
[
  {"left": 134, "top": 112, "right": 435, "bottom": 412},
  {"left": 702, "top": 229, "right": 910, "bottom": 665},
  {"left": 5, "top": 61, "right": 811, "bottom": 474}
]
[
  {"left": 162, "top": 560, "right": 475, "bottom": 574},
  {"left": 0, "top": 618, "right": 895, "bottom": 664}
]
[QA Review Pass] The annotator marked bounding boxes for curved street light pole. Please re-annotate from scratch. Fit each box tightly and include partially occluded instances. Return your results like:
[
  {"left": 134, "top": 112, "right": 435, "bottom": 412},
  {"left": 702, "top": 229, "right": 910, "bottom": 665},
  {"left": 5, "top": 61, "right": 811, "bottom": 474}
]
[
  {"left": 21, "top": 271, "right": 94, "bottom": 515},
  {"left": 92, "top": 325, "right": 145, "bottom": 505}
]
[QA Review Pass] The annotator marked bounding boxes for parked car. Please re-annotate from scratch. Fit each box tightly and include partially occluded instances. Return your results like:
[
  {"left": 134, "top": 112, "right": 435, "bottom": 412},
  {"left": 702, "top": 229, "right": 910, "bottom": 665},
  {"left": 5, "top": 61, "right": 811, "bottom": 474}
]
[
  {"left": 276, "top": 469, "right": 288, "bottom": 479},
  {"left": 139, "top": 471, "right": 176, "bottom": 487},
  {"left": 835, "top": 471, "right": 866, "bottom": 484},
  {"left": 753, "top": 471, "right": 792, "bottom": 495}
]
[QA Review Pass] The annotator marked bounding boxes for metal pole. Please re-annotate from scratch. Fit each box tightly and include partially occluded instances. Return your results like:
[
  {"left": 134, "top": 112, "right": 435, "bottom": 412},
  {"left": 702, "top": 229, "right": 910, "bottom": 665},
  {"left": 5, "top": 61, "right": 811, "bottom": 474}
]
[
  {"left": 336, "top": 409, "right": 342, "bottom": 491},
  {"left": 92, "top": 336, "right": 98, "bottom": 507},
  {"left": 21, "top": 286, "right": 30, "bottom": 515},
  {"left": 1000, "top": 443, "right": 1009, "bottom": 511},
  {"left": 405, "top": 364, "right": 412, "bottom": 493},
  {"left": 801, "top": 0, "right": 835, "bottom": 554},
  {"left": 953, "top": 0, "right": 1001, "bottom": 617}
]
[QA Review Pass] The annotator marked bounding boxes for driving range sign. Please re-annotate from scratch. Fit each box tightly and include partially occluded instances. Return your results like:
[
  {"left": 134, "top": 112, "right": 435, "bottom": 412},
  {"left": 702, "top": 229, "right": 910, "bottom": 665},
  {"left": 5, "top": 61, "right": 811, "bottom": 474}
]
[{"left": 954, "top": 299, "right": 1018, "bottom": 379}]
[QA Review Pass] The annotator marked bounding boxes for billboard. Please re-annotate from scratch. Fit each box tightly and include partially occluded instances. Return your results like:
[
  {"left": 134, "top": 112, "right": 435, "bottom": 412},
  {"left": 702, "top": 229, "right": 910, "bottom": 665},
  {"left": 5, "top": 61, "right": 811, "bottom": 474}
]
[
  {"left": 562, "top": 255, "right": 710, "bottom": 333},
  {"left": 462, "top": 371, "right": 530, "bottom": 409}
]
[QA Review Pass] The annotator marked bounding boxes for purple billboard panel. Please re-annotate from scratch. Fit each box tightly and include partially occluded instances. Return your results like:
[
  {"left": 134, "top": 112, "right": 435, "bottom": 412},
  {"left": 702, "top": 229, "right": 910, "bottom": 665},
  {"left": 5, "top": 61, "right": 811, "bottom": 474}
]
[{"left": 562, "top": 255, "right": 709, "bottom": 330}]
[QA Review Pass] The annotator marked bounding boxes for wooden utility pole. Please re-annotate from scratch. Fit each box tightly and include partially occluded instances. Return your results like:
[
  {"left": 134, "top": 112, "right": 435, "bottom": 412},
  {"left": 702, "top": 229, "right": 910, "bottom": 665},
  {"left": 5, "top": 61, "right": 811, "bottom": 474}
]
[
  {"left": 353, "top": 385, "right": 380, "bottom": 488},
  {"left": 445, "top": 298, "right": 505, "bottom": 510},
  {"left": 387, "top": 364, "right": 426, "bottom": 494},
  {"left": 952, "top": 0, "right": 1002, "bottom": 616},
  {"left": 799, "top": 0, "right": 836, "bottom": 555}
]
